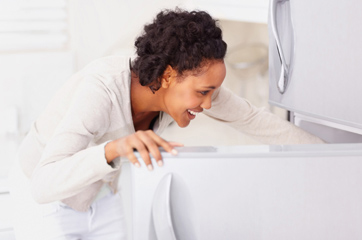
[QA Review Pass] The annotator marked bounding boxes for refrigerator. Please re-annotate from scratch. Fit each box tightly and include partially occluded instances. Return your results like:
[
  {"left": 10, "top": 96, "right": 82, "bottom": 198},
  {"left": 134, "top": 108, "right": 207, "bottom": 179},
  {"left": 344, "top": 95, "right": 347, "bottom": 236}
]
[
  {"left": 119, "top": 0, "right": 362, "bottom": 239},
  {"left": 268, "top": 0, "right": 362, "bottom": 143}
]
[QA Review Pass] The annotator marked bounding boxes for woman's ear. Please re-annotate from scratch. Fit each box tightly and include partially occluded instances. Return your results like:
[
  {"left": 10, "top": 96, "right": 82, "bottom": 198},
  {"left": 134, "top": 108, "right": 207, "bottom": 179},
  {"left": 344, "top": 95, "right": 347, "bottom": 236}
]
[{"left": 161, "top": 65, "right": 175, "bottom": 88}]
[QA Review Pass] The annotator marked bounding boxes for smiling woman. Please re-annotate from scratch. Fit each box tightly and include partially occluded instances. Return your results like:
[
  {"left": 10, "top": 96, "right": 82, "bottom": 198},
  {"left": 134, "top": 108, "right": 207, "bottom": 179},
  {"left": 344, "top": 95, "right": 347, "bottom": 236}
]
[
  {"left": 8, "top": 8, "right": 324, "bottom": 240},
  {"left": 144, "top": 60, "right": 226, "bottom": 128}
]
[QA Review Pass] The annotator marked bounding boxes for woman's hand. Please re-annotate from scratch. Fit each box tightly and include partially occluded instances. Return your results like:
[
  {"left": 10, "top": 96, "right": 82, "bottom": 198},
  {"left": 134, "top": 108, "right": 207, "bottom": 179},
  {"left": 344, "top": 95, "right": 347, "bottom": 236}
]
[{"left": 105, "top": 130, "right": 183, "bottom": 170}]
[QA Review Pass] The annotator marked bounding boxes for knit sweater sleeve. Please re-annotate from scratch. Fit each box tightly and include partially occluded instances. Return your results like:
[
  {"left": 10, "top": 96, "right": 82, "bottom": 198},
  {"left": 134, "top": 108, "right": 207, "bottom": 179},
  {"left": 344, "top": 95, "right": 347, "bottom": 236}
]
[
  {"left": 31, "top": 76, "right": 120, "bottom": 204},
  {"left": 204, "top": 86, "right": 325, "bottom": 145}
]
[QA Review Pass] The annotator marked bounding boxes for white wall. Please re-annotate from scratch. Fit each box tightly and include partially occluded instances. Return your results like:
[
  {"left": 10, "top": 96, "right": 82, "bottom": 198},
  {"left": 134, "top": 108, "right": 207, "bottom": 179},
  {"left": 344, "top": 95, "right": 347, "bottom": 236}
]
[{"left": 68, "top": 0, "right": 193, "bottom": 70}]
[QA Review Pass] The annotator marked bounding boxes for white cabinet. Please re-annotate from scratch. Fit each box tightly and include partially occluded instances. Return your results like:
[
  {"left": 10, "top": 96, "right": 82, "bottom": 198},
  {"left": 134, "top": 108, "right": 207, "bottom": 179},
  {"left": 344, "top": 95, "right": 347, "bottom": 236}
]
[
  {"left": 128, "top": 144, "right": 362, "bottom": 240},
  {"left": 192, "top": 0, "right": 269, "bottom": 23}
]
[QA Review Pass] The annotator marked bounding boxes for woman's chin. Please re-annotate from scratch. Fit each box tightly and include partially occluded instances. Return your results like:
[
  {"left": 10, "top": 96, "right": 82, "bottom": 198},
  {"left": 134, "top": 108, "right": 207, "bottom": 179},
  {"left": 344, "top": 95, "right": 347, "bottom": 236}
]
[{"left": 175, "top": 119, "right": 190, "bottom": 128}]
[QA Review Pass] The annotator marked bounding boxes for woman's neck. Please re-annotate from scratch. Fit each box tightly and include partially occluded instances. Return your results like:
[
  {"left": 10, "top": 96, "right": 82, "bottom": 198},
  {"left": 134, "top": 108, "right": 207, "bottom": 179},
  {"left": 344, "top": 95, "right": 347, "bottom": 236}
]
[{"left": 130, "top": 73, "right": 164, "bottom": 117}]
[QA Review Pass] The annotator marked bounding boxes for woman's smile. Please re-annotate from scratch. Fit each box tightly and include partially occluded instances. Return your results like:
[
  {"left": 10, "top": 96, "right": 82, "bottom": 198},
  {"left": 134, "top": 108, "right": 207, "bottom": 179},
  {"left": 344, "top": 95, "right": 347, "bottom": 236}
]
[
  {"left": 187, "top": 109, "right": 202, "bottom": 120},
  {"left": 161, "top": 60, "right": 226, "bottom": 128}
]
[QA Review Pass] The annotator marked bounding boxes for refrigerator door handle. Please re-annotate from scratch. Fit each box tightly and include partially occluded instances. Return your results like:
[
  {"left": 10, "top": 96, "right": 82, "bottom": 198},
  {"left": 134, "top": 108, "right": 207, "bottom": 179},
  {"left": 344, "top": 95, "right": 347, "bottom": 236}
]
[
  {"left": 270, "top": 0, "right": 289, "bottom": 94},
  {"left": 152, "top": 173, "right": 178, "bottom": 240}
]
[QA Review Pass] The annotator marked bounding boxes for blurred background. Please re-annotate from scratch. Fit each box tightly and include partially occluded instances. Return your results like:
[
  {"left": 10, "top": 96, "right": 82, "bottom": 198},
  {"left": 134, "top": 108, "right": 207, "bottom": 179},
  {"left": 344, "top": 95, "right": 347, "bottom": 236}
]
[{"left": 0, "top": 0, "right": 286, "bottom": 176}]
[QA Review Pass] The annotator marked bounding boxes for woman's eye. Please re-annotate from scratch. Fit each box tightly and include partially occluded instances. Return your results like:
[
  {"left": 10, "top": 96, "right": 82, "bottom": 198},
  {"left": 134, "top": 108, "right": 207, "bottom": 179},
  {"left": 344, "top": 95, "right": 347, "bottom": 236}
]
[{"left": 199, "top": 91, "right": 209, "bottom": 96}]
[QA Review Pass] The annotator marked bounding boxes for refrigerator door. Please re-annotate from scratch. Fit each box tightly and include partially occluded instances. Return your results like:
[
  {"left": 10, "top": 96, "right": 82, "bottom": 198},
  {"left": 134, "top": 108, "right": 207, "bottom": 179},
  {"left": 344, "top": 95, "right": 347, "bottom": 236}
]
[
  {"left": 268, "top": 0, "right": 362, "bottom": 130},
  {"left": 129, "top": 144, "right": 362, "bottom": 240}
]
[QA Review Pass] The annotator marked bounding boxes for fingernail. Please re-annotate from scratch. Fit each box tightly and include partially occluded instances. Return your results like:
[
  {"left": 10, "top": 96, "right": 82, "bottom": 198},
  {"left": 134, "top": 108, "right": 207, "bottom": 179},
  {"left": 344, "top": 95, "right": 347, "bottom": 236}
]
[
  {"left": 134, "top": 162, "right": 140, "bottom": 168},
  {"left": 171, "top": 149, "right": 178, "bottom": 155},
  {"left": 157, "top": 160, "right": 163, "bottom": 167},
  {"left": 147, "top": 165, "right": 153, "bottom": 171}
]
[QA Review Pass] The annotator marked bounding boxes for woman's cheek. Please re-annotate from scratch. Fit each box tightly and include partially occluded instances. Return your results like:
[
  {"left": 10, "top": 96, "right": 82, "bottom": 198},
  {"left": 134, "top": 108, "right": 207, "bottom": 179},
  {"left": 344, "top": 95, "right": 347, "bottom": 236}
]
[{"left": 184, "top": 95, "right": 200, "bottom": 107}]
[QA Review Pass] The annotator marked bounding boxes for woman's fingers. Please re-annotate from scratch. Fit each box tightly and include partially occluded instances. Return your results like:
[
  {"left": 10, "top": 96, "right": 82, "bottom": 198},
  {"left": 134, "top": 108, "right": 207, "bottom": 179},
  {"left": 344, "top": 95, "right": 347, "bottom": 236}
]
[
  {"left": 124, "top": 146, "right": 141, "bottom": 168},
  {"left": 125, "top": 133, "right": 151, "bottom": 170},
  {"left": 135, "top": 131, "right": 160, "bottom": 170},
  {"left": 168, "top": 142, "right": 184, "bottom": 147},
  {"left": 139, "top": 131, "right": 162, "bottom": 165},
  {"left": 145, "top": 131, "right": 180, "bottom": 156},
  {"left": 124, "top": 130, "right": 184, "bottom": 171}
]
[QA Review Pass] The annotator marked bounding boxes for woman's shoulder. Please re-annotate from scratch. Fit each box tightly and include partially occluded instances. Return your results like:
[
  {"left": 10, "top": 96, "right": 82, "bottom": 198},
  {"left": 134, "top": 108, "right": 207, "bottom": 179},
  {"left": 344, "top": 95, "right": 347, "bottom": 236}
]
[
  {"left": 82, "top": 55, "right": 132, "bottom": 74},
  {"left": 75, "top": 55, "right": 133, "bottom": 91}
]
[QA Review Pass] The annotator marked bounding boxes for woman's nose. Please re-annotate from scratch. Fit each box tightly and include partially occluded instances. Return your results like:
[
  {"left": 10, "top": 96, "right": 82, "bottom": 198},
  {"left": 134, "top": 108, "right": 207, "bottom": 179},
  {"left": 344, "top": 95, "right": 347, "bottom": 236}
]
[{"left": 200, "top": 95, "right": 212, "bottom": 109}]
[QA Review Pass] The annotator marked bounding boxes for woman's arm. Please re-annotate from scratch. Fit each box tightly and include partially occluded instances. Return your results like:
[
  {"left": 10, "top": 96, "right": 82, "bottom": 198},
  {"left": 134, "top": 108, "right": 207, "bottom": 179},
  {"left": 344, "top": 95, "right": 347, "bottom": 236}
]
[
  {"left": 31, "top": 76, "right": 180, "bottom": 204},
  {"left": 204, "top": 86, "right": 325, "bottom": 145},
  {"left": 31, "top": 76, "right": 119, "bottom": 203}
]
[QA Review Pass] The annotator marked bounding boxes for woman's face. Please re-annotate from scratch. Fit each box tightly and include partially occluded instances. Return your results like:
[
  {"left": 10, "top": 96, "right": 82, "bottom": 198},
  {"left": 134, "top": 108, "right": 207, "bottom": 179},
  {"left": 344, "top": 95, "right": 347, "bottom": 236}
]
[{"left": 162, "top": 60, "right": 226, "bottom": 128}]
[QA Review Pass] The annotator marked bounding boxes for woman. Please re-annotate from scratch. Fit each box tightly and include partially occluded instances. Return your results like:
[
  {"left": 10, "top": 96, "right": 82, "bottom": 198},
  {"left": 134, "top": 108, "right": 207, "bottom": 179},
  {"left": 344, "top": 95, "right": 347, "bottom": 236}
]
[{"left": 9, "top": 8, "right": 324, "bottom": 240}]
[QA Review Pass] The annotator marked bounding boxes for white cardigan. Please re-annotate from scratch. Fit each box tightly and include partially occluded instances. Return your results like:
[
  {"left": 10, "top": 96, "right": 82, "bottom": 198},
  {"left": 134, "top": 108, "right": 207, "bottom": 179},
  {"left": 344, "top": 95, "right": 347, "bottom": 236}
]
[{"left": 16, "top": 56, "right": 324, "bottom": 212}]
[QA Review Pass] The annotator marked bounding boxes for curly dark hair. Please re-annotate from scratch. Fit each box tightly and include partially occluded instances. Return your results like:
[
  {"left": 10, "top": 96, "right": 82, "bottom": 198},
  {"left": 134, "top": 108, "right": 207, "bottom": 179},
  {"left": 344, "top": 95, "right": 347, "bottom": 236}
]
[{"left": 132, "top": 8, "right": 227, "bottom": 93}]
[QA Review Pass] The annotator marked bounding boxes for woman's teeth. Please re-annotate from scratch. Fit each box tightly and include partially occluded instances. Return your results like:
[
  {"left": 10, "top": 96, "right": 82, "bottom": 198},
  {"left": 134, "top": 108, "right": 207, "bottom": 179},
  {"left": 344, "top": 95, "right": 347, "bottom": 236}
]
[{"left": 188, "top": 110, "right": 199, "bottom": 116}]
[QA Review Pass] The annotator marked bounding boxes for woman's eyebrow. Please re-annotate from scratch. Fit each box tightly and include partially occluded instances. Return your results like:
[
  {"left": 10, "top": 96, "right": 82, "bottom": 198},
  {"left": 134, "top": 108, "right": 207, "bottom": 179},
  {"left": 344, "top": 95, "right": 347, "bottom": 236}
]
[{"left": 202, "top": 86, "right": 216, "bottom": 89}]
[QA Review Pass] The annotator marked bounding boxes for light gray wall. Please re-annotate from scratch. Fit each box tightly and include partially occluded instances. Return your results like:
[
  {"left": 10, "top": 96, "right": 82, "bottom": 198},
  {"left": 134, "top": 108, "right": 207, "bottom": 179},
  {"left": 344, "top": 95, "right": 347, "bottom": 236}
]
[{"left": 68, "top": 0, "right": 193, "bottom": 70}]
